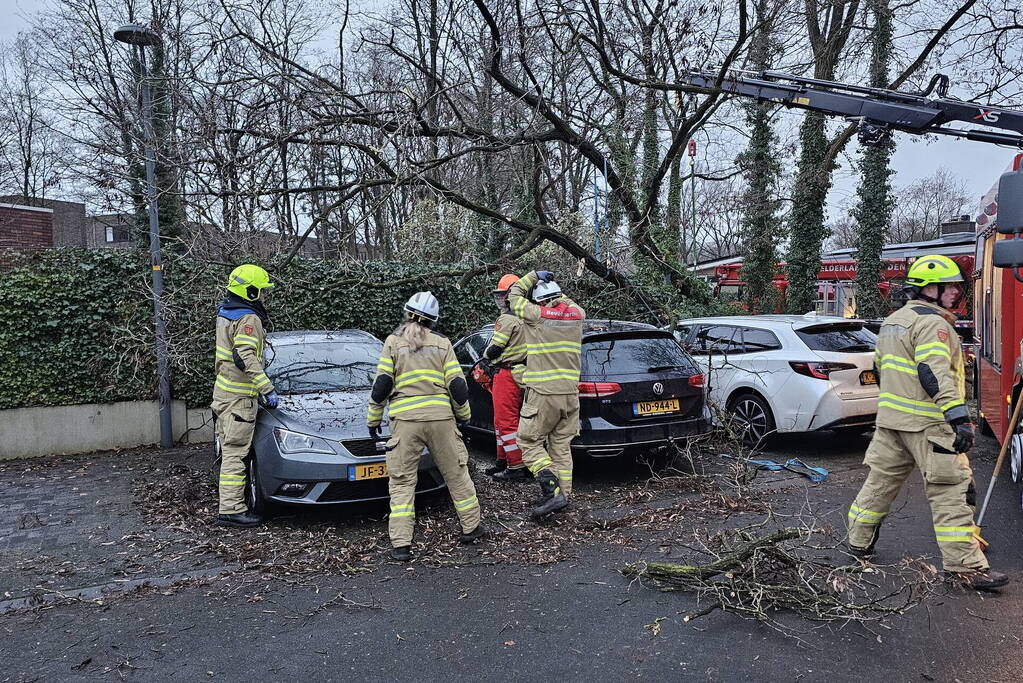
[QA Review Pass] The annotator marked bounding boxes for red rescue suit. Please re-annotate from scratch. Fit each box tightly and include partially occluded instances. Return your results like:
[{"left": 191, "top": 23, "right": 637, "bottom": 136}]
[{"left": 483, "top": 313, "right": 527, "bottom": 469}]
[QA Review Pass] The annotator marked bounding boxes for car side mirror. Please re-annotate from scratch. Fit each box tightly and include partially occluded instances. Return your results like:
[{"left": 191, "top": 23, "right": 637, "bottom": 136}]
[
  {"left": 993, "top": 238, "right": 1023, "bottom": 282},
  {"left": 995, "top": 169, "right": 1023, "bottom": 234}
]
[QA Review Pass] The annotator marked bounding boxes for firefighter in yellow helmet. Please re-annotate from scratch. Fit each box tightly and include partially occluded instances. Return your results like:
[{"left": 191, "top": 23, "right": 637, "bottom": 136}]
[
  {"left": 507, "top": 270, "right": 585, "bottom": 518},
  {"left": 212, "top": 264, "right": 278, "bottom": 528},
  {"left": 847, "top": 255, "right": 1007, "bottom": 591},
  {"left": 367, "top": 292, "right": 485, "bottom": 562}
]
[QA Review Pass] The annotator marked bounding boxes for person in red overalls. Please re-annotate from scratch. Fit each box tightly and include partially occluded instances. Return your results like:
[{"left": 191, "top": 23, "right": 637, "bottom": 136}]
[{"left": 478, "top": 274, "right": 530, "bottom": 482}]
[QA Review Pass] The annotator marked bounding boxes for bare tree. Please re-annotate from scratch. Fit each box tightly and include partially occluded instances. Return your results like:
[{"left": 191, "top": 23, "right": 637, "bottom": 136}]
[
  {"left": 889, "top": 168, "right": 970, "bottom": 243},
  {"left": 0, "top": 34, "right": 72, "bottom": 202}
]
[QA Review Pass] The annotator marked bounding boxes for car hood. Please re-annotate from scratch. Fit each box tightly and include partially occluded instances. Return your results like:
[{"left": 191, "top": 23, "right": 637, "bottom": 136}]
[{"left": 263, "top": 390, "right": 374, "bottom": 440}]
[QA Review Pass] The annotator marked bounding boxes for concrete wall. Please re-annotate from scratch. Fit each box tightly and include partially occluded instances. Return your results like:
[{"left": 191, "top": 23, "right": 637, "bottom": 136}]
[{"left": 0, "top": 400, "right": 215, "bottom": 460}]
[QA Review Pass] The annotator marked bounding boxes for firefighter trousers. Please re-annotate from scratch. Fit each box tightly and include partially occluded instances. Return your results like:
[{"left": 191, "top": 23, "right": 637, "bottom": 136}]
[
  {"left": 493, "top": 368, "right": 525, "bottom": 468},
  {"left": 386, "top": 418, "right": 480, "bottom": 548},
  {"left": 212, "top": 393, "right": 257, "bottom": 515},
  {"left": 517, "top": 390, "right": 579, "bottom": 498},
  {"left": 848, "top": 424, "right": 988, "bottom": 572}
]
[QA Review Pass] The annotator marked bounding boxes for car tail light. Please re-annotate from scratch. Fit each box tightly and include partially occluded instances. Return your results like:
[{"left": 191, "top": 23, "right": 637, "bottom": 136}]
[
  {"left": 578, "top": 382, "right": 622, "bottom": 398},
  {"left": 789, "top": 361, "right": 857, "bottom": 379},
  {"left": 688, "top": 374, "right": 706, "bottom": 388}
]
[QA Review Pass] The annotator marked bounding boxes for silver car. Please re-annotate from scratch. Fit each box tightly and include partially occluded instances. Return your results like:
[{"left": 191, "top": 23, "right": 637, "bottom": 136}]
[{"left": 232, "top": 330, "right": 445, "bottom": 515}]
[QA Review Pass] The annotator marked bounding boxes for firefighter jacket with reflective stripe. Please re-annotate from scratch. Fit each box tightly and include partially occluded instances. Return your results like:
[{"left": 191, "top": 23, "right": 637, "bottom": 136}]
[
  {"left": 367, "top": 331, "right": 470, "bottom": 424},
  {"left": 485, "top": 313, "right": 527, "bottom": 368},
  {"left": 874, "top": 299, "right": 967, "bottom": 432},
  {"left": 507, "top": 271, "right": 586, "bottom": 395},
  {"left": 213, "top": 312, "right": 274, "bottom": 397}
]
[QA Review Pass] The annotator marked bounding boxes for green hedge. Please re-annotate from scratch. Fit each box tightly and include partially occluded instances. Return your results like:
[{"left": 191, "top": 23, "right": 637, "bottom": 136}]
[{"left": 0, "top": 249, "right": 644, "bottom": 409}]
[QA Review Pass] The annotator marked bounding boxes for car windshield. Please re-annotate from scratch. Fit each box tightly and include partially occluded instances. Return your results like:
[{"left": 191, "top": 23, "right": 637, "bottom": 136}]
[
  {"left": 267, "top": 341, "right": 379, "bottom": 394},
  {"left": 582, "top": 335, "right": 696, "bottom": 377},
  {"left": 795, "top": 324, "right": 877, "bottom": 352}
]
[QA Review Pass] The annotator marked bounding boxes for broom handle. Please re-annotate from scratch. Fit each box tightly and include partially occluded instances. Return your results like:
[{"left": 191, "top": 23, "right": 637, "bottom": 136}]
[{"left": 977, "top": 396, "right": 1023, "bottom": 526}]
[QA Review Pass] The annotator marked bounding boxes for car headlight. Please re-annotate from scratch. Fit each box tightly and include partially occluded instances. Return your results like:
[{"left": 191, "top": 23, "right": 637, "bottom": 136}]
[{"left": 273, "top": 428, "right": 336, "bottom": 454}]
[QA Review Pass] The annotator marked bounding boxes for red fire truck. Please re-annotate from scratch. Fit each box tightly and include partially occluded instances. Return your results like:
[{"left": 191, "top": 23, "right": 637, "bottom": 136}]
[
  {"left": 974, "top": 153, "right": 1023, "bottom": 443},
  {"left": 712, "top": 253, "right": 974, "bottom": 331}
]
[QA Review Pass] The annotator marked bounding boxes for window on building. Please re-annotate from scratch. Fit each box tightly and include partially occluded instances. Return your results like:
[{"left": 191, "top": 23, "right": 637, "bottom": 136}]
[{"left": 105, "top": 225, "right": 131, "bottom": 243}]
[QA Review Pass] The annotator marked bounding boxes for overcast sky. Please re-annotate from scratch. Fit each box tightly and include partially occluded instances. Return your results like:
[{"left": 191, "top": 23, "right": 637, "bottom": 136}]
[{"left": 2, "top": 0, "right": 1018, "bottom": 221}]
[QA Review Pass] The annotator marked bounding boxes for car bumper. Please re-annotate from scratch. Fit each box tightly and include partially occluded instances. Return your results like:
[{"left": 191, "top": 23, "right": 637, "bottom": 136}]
[
  {"left": 253, "top": 433, "right": 446, "bottom": 505},
  {"left": 573, "top": 415, "right": 713, "bottom": 457},
  {"left": 802, "top": 393, "right": 878, "bottom": 432}
]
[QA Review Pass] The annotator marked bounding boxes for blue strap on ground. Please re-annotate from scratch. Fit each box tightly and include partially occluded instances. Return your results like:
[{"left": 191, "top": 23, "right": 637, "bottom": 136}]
[
  {"left": 718, "top": 453, "right": 785, "bottom": 471},
  {"left": 783, "top": 458, "right": 829, "bottom": 483}
]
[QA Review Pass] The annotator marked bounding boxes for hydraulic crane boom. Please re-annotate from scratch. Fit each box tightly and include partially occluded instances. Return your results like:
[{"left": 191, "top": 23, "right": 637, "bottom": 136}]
[{"left": 684, "top": 71, "right": 1023, "bottom": 148}]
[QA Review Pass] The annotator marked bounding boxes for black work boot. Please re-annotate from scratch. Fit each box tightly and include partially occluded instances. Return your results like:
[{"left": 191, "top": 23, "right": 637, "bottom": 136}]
[
  {"left": 485, "top": 460, "right": 508, "bottom": 476},
  {"left": 530, "top": 470, "right": 568, "bottom": 519},
  {"left": 846, "top": 544, "right": 875, "bottom": 560},
  {"left": 845, "top": 526, "right": 880, "bottom": 560},
  {"left": 946, "top": 569, "right": 1010, "bottom": 592},
  {"left": 492, "top": 467, "right": 530, "bottom": 482},
  {"left": 216, "top": 510, "right": 263, "bottom": 528},
  {"left": 460, "top": 525, "right": 487, "bottom": 544},
  {"left": 390, "top": 546, "right": 413, "bottom": 562}
]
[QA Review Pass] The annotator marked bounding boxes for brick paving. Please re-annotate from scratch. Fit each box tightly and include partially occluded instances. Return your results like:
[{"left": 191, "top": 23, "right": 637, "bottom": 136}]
[{"left": 0, "top": 446, "right": 222, "bottom": 600}]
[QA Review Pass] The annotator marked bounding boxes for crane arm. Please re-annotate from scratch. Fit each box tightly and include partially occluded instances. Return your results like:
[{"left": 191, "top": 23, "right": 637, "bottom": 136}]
[{"left": 683, "top": 71, "right": 1023, "bottom": 148}]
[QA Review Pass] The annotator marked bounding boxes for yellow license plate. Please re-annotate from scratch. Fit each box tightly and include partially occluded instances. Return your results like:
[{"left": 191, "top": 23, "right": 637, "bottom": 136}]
[
  {"left": 633, "top": 398, "right": 680, "bottom": 416},
  {"left": 860, "top": 370, "right": 877, "bottom": 385},
  {"left": 350, "top": 463, "right": 388, "bottom": 481}
]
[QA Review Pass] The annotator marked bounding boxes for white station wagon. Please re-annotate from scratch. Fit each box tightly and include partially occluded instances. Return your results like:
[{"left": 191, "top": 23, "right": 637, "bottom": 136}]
[{"left": 675, "top": 314, "right": 880, "bottom": 445}]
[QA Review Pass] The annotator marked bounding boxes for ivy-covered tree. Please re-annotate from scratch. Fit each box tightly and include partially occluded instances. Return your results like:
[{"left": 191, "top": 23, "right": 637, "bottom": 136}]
[
  {"left": 851, "top": 0, "right": 895, "bottom": 319},
  {"left": 128, "top": 42, "right": 184, "bottom": 247},
  {"left": 738, "top": 0, "right": 784, "bottom": 314},
  {"left": 784, "top": 0, "right": 859, "bottom": 313}
]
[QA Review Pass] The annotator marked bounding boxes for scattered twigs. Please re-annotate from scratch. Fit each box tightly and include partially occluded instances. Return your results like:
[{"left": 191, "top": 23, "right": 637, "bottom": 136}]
[{"left": 623, "top": 524, "right": 924, "bottom": 633}]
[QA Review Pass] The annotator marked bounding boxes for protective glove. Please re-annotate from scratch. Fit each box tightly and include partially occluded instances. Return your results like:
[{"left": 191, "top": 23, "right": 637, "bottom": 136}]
[
  {"left": 535, "top": 270, "right": 555, "bottom": 283},
  {"left": 952, "top": 421, "right": 975, "bottom": 454},
  {"left": 368, "top": 424, "right": 382, "bottom": 440},
  {"left": 259, "top": 390, "right": 280, "bottom": 409},
  {"left": 456, "top": 420, "right": 470, "bottom": 443},
  {"left": 478, "top": 358, "right": 498, "bottom": 377}
]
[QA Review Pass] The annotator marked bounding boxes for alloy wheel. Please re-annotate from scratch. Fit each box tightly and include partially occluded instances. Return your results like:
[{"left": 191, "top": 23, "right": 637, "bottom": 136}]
[{"left": 733, "top": 398, "right": 769, "bottom": 444}]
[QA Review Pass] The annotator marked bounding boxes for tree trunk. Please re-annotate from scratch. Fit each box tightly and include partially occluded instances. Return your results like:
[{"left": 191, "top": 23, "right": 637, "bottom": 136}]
[
  {"left": 852, "top": 0, "right": 895, "bottom": 320},
  {"left": 739, "top": 0, "right": 784, "bottom": 314}
]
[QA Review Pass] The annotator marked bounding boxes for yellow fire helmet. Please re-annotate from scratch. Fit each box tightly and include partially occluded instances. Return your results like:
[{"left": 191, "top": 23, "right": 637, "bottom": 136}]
[
  {"left": 905, "top": 255, "right": 964, "bottom": 288},
  {"left": 227, "top": 264, "right": 275, "bottom": 301}
]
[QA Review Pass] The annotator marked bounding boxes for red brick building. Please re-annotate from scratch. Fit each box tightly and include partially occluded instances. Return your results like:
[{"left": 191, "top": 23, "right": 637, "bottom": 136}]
[{"left": 0, "top": 202, "right": 55, "bottom": 248}]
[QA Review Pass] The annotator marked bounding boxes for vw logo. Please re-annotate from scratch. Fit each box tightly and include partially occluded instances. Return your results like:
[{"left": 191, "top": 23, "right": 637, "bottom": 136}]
[{"left": 652, "top": 382, "right": 664, "bottom": 396}]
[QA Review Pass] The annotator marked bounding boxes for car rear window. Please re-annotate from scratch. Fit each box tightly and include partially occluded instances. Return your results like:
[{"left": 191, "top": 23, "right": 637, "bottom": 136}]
[
  {"left": 582, "top": 335, "right": 697, "bottom": 376},
  {"left": 795, "top": 324, "right": 877, "bottom": 352},
  {"left": 267, "top": 341, "right": 380, "bottom": 393}
]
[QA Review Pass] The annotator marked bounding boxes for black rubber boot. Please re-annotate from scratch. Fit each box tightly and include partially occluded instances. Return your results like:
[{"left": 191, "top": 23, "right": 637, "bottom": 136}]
[
  {"left": 216, "top": 510, "right": 263, "bottom": 528},
  {"left": 492, "top": 467, "right": 530, "bottom": 482},
  {"left": 846, "top": 525, "right": 880, "bottom": 560},
  {"left": 485, "top": 460, "right": 508, "bottom": 476},
  {"left": 946, "top": 569, "right": 1009, "bottom": 592},
  {"left": 530, "top": 470, "right": 568, "bottom": 519},
  {"left": 460, "top": 525, "right": 487, "bottom": 544},
  {"left": 846, "top": 543, "right": 875, "bottom": 560},
  {"left": 390, "top": 546, "right": 413, "bottom": 562}
]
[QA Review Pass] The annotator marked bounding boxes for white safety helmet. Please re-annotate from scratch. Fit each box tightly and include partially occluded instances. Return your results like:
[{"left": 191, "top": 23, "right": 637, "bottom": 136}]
[
  {"left": 404, "top": 291, "right": 440, "bottom": 324},
  {"left": 532, "top": 280, "right": 562, "bottom": 303}
]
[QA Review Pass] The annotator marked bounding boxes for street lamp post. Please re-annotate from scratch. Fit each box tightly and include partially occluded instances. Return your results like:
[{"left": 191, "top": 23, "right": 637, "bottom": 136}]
[{"left": 114, "top": 24, "right": 172, "bottom": 449}]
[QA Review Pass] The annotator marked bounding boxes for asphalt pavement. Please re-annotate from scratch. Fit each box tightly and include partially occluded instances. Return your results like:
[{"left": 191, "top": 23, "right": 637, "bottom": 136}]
[{"left": 1, "top": 430, "right": 1021, "bottom": 682}]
